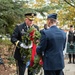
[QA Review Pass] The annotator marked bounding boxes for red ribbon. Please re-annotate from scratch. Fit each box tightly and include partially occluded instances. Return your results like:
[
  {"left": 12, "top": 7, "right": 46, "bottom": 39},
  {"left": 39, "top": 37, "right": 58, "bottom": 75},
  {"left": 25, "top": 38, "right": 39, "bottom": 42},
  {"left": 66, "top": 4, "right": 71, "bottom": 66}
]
[
  {"left": 29, "top": 30, "right": 35, "bottom": 41},
  {"left": 39, "top": 57, "right": 43, "bottom": 65},
  {"left": 30, "top": 42, "right": 36, "bottom": 66},
  {"left": 30, "top": 42, "right": 43, "bottom": 67}
]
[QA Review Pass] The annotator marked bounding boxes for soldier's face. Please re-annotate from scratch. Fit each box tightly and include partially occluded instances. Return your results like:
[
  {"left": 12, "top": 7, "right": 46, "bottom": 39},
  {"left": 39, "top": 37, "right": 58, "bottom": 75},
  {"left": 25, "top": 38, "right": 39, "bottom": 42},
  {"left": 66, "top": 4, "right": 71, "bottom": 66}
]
[{"left": 25, "top": 18, "right": 33, "bottom": 26}]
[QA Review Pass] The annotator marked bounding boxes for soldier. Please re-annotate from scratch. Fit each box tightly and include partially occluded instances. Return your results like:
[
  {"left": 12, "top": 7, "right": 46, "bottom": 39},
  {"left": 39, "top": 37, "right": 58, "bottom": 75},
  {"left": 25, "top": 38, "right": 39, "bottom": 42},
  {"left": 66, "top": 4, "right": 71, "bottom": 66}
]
[
  {"left": 11, "top": 13, "right": 39, "bottom": 75},
  {"left": 67, "top": 25, "right": 75, "bottom": 64},
  {"left": 36, "top": 13, "right": 66, "bottom": 75}
]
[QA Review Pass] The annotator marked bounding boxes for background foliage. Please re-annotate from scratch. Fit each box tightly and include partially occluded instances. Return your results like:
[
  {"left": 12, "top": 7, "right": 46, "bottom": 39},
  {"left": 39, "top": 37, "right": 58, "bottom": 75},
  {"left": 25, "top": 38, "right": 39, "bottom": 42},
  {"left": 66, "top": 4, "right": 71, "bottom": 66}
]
[{"left": 0, "top": 0, "right": 75, "bottom": 34}]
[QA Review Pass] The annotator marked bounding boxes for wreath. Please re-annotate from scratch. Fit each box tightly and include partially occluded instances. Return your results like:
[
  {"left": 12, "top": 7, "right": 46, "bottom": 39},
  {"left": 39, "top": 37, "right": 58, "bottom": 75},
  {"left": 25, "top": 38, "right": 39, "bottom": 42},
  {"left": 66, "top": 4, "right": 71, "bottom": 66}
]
[{"left": 20, "top": 26, "right": 43, "bottom": 73}]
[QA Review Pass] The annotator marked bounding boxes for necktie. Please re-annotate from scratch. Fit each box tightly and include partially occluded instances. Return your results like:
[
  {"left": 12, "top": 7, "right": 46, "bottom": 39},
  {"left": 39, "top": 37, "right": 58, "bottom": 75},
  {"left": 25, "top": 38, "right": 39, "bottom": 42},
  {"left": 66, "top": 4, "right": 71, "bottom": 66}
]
[{"left": 28, "top": 26, "right": 30, "bottom": 29}]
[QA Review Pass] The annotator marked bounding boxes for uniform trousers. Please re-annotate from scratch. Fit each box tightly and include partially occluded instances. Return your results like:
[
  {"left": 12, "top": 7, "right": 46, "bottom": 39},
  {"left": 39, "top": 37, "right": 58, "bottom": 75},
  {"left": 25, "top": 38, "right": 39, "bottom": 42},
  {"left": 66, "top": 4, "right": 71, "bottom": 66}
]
[
  {"left": 44, "top": 70, "right": 64, "bottom": 75},
  {"left": 16, "top": 60, "right": 25, "bottom": 75},
  {"left": 16, "top": 60, "right": 32, "bottom": 75}
]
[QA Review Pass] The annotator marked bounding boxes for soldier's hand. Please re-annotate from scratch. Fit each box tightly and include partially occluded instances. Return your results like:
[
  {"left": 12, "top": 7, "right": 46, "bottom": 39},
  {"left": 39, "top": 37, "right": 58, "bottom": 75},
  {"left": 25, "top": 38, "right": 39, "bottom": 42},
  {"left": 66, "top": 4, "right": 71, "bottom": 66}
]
[
  {"left": 20, "top": 43, "right": 28, "bottom": 49},
  {"left": 20, "top": 43, "right": 32, "bottom": 49}
]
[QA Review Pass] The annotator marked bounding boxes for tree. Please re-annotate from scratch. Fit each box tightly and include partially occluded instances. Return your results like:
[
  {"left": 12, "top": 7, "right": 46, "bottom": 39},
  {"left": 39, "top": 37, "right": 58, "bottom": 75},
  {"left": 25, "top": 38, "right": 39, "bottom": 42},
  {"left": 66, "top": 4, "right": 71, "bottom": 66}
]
[
  {"left": 64, "top": 0, "right": 75, "bottom": 8},
  {"left": 0, "top": 0, "right": 75, "bottom": 34},
  {"left": 0, "top": 0, "right": 28, "bottom": 34}
]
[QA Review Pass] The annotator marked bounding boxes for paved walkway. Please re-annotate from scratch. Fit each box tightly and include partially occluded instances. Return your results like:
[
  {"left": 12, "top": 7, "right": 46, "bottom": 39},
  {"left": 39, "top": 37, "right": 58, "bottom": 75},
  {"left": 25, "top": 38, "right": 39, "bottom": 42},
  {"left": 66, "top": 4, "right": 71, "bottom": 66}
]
[
  {"left": 24, "top": 58, "right": 75, "bottom": 75},
  {"left": 64, "top": 59, "right": 75, "bottom": 75}
]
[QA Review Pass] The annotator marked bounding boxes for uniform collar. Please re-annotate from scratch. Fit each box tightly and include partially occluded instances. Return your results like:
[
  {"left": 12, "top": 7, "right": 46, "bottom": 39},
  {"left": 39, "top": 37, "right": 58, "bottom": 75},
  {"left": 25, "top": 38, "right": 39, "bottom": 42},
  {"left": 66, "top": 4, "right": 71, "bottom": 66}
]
[{"left": 49, "top": 25, "right": 57, "bottom": 28}]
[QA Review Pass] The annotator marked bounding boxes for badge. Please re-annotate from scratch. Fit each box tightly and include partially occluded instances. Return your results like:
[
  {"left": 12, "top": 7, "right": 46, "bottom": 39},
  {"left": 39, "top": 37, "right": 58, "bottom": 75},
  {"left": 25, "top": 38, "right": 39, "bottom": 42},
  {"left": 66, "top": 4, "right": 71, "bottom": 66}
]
[{"left": 21, "top": 29, "right": 25, "bottom": 34}]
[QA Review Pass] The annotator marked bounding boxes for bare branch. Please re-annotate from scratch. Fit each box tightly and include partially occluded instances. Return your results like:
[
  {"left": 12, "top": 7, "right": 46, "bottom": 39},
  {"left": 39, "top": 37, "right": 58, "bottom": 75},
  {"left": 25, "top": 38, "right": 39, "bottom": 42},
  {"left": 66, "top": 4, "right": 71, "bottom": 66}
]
[{"left": 64, "top": 0, "right": 75, "bottom": 8}]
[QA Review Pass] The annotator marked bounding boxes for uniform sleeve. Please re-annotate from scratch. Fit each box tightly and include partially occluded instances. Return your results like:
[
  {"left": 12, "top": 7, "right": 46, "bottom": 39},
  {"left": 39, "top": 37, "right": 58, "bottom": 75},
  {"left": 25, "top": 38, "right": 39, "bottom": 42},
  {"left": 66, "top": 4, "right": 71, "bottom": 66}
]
[
  {"left": 36, "top": 31, "right": 47, "bottom": 55},
  {"left": 11, "top": 26, "right": 21, "bottom": 46},
  {"left": 33, "top": 25, "right": 39, "bottom": 31},
  {"left": 36, "top": 25, "right": 39, "bottom": 31}
]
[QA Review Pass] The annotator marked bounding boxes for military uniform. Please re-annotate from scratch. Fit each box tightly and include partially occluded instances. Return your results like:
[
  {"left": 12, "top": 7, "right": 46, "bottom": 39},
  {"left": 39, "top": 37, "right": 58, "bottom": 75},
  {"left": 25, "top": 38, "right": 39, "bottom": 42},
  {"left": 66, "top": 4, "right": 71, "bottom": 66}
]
[
  {"left": 36, "top": 13, "right": 66, "bottom": 75},
  {"left": 67, "top": 30, "right": 75, "bottom": 63},
  {"left": 11, "top": 13, "right": 39, "bottom": 75}
]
